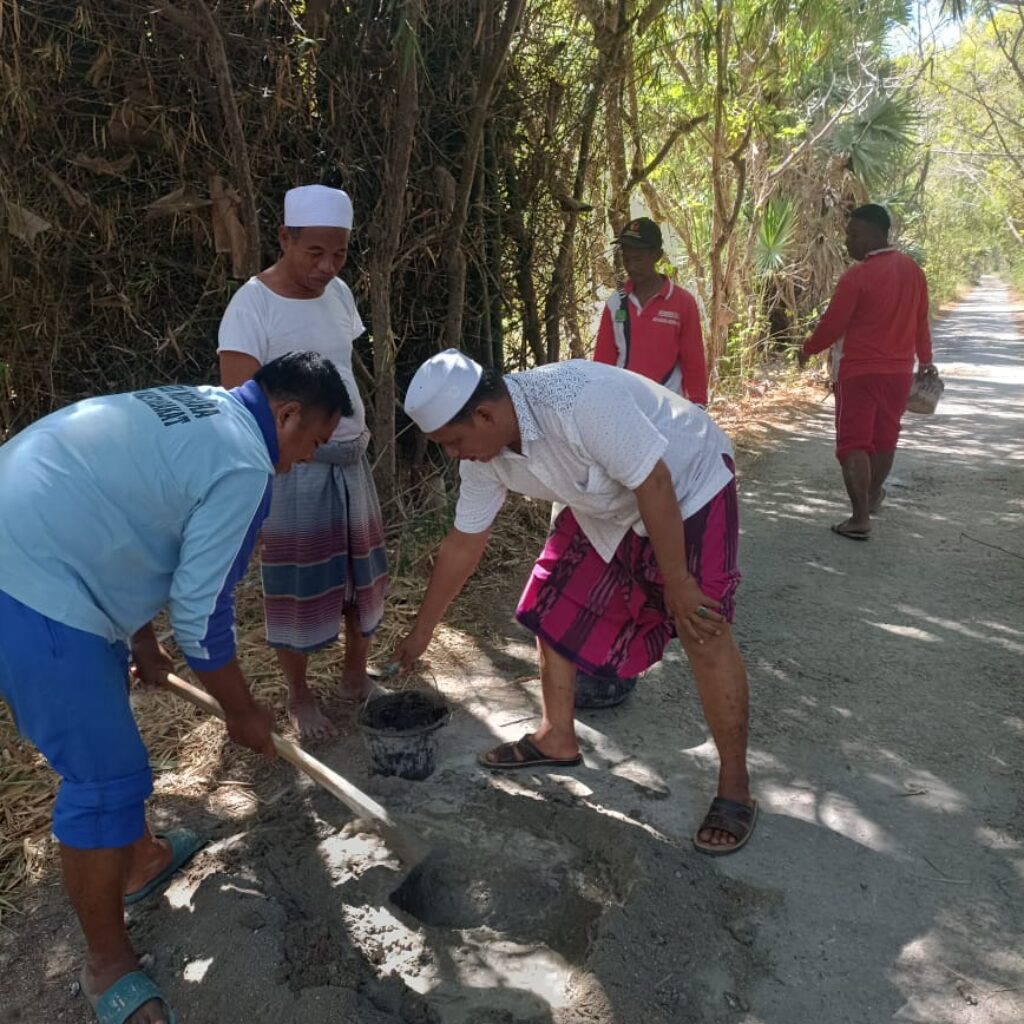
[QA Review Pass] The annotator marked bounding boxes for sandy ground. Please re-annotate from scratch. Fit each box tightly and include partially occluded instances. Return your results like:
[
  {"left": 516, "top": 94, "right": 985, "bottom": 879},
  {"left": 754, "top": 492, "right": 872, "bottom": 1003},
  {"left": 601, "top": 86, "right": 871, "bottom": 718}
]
[{"left": 1, "top": 278, "right": 1021, "bottom": 1024}]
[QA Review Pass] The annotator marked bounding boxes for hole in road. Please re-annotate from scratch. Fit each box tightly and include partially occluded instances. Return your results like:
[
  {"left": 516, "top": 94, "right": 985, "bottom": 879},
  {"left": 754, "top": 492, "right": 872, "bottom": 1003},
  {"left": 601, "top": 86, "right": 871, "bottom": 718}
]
[{"left": 390, "top": 840, "right": 604, "bottom": 961}]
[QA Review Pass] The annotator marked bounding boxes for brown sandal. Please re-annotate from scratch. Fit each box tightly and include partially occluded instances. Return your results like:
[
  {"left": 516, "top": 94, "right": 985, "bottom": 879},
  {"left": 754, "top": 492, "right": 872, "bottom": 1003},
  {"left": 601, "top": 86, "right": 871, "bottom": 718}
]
[
  {"left": 693, "top": 797, "right": 758, "bottom": 856},
  {"left": 479, "top": 734, "right": 583, "bottom": 771}
]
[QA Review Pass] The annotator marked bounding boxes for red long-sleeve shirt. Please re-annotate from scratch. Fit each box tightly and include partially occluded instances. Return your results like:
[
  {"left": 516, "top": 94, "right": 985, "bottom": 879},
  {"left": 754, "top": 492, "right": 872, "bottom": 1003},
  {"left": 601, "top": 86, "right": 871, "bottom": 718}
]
[
  {"left": 594, "top": 277, "right": 709, "bottom": 405},
  {"left": 803, "top": 248, "right": 932, "bottom": 379}
]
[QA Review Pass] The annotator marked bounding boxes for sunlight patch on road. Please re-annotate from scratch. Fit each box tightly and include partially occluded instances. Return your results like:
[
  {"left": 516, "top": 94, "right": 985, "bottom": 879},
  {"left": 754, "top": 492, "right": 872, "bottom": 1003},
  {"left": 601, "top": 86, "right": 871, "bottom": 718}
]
[
  {"left": 818, "top": 791, "right": 895, "bottom": 852},
  {"left": 319, "top": 827, "right": 397, "bottom": 885},
  {"left": 897, "top": 605, "right": 1024, "bottom": 655},
  {"left": 866, "top": 621, "right": 940, "bottom": 642},
  {"left": 754, "top": 781, "right": 896, "bottom": 853},
  {"left": 183, "top": 956, "right": 214, "bottom": 983},
  {"left": 804, "top": 560, "right": 846, "bottom": 575},
  {"left": 974, "top": 826, "right": 1023, "bottom": 854},
  {"left": 864, "top": 770, "right": 968, "bottom": 814},
  {"left": 574, "top": 719, "right": 632, "bottom": 767}
]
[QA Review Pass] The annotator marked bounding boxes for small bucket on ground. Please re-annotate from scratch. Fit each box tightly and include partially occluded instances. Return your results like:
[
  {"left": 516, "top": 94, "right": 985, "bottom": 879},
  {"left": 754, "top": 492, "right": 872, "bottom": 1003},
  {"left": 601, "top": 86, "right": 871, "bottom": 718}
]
[
  {"left": 575, "top": 673, "right": 637, "bottom": 709},
  {"left": 358, "top": 690, "right": 450, "bottom": 780}
]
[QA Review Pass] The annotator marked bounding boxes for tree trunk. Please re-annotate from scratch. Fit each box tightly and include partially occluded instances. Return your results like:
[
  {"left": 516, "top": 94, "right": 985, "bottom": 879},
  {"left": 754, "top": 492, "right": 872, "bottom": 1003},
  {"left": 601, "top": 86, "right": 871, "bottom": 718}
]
[
  {"left": 483, "top": 120, "right": 504, "bottom": 368},
  {"left": 443, "top": 0, "right": 526, "bottom": 347},
  {"left": 707, "top": 0, "right": 749, "bottom": 373},
  {"left": 543, "top": 3, "right": 627, "bottom": 364},
  {"left": 505, "top": 164, "right": 545, "bottom": 365},
  {"left": 368, "top": 3, "right": 420, "bottom": 509},
  {"left": 605, "top": 34, "right": 631, "bottom": 235}
]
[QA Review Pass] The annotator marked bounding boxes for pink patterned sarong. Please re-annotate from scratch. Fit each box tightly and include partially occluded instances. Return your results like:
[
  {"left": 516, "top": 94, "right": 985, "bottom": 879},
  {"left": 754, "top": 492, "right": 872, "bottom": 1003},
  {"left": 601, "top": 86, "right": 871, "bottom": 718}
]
[{"left": 516, "top": 459, "right": 740, "bottom": 680}]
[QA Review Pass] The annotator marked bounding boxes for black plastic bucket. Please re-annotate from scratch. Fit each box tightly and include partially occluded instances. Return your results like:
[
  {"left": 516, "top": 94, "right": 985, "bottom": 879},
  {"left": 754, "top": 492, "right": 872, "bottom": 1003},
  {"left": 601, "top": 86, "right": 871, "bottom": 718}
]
[
  {"left": 358, "top": 691, "right": 450, "bottom": 780},
  {"left": 575, "top": 673, "right": 637, "bottom": 709}
]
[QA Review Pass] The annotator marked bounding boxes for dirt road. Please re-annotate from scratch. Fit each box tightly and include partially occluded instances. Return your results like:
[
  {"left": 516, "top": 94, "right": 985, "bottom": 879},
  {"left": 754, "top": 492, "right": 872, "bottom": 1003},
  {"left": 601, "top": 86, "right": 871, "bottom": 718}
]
[
  {"left": 693, "top": 279, "right": 1024, "bottom": 1022},
  {"left": 2, "top": 279, "right": 1021, "bottom": 1024}
]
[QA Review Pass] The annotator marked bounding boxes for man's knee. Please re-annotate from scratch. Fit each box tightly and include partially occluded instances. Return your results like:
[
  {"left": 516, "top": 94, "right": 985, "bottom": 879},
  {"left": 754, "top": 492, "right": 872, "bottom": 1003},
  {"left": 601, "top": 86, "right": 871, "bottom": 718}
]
[
  {"left": 54, "top": 768, "right": 153, "bottom": 850},
  {"left": 679, "top": 625, "right": 738, "bottom": 667},
  {"left": 837, "top": 445, "right": 872, "bottom": 465}
]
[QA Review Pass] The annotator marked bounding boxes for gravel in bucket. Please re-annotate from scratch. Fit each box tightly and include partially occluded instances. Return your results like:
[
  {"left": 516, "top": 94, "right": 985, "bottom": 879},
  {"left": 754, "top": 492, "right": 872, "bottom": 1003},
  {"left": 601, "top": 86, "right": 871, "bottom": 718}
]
[{"left": 358, "top": 691, "right": 449, "bottom": 780}]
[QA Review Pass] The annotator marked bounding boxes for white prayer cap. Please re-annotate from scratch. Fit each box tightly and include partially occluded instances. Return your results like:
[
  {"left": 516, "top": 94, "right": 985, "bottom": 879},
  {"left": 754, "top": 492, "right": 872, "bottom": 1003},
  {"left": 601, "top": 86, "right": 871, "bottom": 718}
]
[
  {"left": 404, "top": 349, "right": 483, "bottom": 433},
  {"left": 283, "top": 184, "right": 353, "bottom": 229}
]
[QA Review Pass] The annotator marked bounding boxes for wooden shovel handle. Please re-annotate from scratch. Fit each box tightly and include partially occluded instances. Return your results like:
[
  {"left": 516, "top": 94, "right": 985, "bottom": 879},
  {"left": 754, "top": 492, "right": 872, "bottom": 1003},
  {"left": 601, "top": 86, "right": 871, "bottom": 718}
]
[{"left": 163, "top": 672, "right": 400, "bottom": 831}]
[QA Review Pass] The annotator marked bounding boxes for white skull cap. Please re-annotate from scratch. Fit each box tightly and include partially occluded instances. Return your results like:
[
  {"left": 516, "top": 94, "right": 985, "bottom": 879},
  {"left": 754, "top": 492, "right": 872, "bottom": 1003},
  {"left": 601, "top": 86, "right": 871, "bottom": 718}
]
[
  {"left": 284, "top": 184, "right": 353, "bottom": 229},
  {"left": 404, "top": 349, "right": 484, "bottom": 433}
]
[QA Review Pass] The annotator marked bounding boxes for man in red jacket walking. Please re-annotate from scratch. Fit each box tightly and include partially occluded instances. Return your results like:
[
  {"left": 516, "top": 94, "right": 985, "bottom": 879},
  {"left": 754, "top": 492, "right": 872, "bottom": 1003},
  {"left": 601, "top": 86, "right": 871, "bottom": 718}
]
[
  {"left": 594, "top": 217, "right": 708, "bottom": 406},
  {"left": 802, "top": 204, "right": 938, "bottom": 540}
]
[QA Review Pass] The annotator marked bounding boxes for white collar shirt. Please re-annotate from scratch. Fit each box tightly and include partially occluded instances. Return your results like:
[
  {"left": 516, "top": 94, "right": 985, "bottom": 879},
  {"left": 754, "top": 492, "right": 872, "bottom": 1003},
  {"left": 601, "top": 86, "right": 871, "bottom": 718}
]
[{"left": 453, "top": 361, "right": 734, "bottom": 562}]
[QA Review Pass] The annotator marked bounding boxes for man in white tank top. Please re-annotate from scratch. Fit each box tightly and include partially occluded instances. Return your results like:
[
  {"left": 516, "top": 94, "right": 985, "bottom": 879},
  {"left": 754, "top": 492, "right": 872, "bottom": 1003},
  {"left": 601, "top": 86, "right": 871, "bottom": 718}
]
[{"left": 218, "top": 185, "right": 388, "bottom": 741}]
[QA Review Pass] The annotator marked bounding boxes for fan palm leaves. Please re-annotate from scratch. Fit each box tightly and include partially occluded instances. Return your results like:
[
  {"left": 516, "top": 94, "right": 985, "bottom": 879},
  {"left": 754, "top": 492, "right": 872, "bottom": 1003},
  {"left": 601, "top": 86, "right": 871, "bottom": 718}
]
[{"left": 830, "top": 94, "right": 920, "bottom": 190}]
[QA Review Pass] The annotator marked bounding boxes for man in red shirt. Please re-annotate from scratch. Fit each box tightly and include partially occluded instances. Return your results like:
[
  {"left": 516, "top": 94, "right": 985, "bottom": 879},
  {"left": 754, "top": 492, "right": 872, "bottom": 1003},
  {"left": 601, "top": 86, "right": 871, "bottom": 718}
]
[
  {"left": 594, "top": 217, "right": 708, "bottom": 406},
  {"left": 802, "top": 205, "right": 938, "bottom": 540}
]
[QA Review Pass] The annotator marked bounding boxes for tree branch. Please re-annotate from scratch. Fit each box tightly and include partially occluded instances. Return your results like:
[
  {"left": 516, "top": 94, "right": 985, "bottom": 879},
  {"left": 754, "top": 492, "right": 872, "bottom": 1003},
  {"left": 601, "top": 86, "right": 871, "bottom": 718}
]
[
  {"left": 765, "top": 89, "right": 870, "bottom": 184},
  {"left": 625, "top": 113, "right": 709, "bottom": 190}
]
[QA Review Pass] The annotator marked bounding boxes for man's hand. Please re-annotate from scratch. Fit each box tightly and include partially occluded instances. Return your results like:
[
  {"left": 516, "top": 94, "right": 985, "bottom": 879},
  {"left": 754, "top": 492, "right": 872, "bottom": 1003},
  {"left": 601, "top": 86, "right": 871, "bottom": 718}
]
[
  {"left": 663, "top": 574, "right": 725, "bottom": 645},
  {"left": 387, "top": 527, "right": 489, "bottom": 673},
  {"left": 392, "top": 626, "right": 432, "bottom": 672},
  {"left": 224, "top": 700, "right": 276, "bottom": 759},
  {"left": 919, "top": 362, "right": 939, "bottom": 377},
  {"left": 193, "top": 658, "right": 276, "bottom": 759},
  {"left": 130, "top": 630, "right": 175, "bottom": 689}
]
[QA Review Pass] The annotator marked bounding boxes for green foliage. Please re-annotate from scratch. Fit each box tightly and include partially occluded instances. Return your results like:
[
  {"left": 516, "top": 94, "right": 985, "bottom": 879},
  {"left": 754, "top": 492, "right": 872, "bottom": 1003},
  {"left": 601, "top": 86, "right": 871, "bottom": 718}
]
[
  {"left": 753, "top": 197, "right": 797, "bottom": 277},
  {"left": 830, "top": 94, "right": 920, "bottom": 190},
  {"left": 903, "top": 9, "right": 1024, "bottom": 305},
  {"left": 4, "top": 0, "right": 1021, "bottom": 431}
]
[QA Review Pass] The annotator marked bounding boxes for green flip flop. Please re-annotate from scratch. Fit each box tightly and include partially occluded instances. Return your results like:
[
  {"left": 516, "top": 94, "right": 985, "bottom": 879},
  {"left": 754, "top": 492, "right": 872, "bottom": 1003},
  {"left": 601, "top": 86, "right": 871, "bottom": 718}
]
[
  {"left": 83, "top": 968, "right": 177, "bottom": 1024},
  {"left": 124, "top": 829, "right": 205, "bottom": 907}
]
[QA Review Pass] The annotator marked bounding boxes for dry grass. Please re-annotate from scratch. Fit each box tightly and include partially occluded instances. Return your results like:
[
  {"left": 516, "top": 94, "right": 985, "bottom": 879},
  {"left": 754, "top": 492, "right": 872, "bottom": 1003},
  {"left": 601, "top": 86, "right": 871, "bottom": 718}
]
[{"left": 0, "top": 372, "right": 821, "bottom": 926}]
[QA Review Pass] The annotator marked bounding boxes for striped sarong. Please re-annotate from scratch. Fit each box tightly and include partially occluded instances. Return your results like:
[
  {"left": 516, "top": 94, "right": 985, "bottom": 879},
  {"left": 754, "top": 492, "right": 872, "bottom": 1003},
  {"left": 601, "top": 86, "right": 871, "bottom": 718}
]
[
  {"left": 516, "top": 458, "right": 740, "bottom": 680},
  {"left": 260, "top": 432, "right": 388, "bottom": 652}
]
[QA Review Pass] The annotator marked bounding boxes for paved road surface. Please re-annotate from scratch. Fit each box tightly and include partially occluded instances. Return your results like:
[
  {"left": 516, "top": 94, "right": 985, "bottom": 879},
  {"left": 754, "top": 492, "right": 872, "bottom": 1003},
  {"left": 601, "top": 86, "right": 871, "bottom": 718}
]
[{"left": 712, "top": 276, "right": 1024, "bottom": 1023}]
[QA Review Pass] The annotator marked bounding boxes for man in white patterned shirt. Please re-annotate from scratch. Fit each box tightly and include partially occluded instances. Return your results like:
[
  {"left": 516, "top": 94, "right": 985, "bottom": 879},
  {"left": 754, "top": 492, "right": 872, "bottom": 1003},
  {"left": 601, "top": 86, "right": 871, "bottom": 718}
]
[{"left": 394, "top": 350, "right": 757, "bottom": 855}]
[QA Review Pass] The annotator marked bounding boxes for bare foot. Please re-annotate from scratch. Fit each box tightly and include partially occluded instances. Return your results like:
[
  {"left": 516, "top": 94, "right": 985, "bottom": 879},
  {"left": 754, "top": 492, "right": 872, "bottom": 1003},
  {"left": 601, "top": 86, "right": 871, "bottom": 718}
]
[
  {"left": 869, "top": 486, "right": 887, "bottom": 513},
  {"left": 336, "top": 669, "right": 373, "bottom": 702},
  {"left": 697, "top": 821, "right": 744, "bottom": 848},
  {"left": 82, "top": 960, "right": 171, "bottom": 1024},
  {"left": 288, "top": 697, "right": 337, "bottom": 741}
]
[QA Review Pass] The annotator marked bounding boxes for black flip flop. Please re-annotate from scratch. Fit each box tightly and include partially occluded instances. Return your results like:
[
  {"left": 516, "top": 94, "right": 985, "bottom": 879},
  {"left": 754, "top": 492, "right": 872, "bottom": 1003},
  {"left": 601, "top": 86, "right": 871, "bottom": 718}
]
[
  {"left": 831, "top": 523, "right": 869, "bottom": 541},
  {"left": 479, "top": 734, "right": 583, "bottom": 771},
  {"left": 693, "top": 797, "right": 758, "bottom": 856}
]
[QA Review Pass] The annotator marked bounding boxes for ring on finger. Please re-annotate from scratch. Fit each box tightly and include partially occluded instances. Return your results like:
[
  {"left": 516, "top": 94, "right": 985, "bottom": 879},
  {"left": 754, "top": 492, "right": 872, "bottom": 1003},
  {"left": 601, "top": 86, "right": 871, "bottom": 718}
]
[{"left": 696, "top": 605, "right": 710, "bottom": 619}]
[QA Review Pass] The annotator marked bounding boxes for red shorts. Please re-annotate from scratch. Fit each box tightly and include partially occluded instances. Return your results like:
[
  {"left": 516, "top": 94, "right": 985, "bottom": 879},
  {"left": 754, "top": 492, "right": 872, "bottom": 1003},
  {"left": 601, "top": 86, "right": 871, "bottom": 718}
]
[
  {"left": 515, "top": 462, "right": 741, "bottom": 680},
  {"left": 834, "top": 373, "right": 913, "bottom": 461}
]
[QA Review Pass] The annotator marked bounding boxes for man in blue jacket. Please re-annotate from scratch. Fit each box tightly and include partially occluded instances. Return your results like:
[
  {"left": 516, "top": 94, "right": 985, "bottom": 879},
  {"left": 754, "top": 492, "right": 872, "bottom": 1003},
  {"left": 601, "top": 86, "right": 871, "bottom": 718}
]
[{"left": 0, "top": 351, "right": 350, "bottom": 1024}]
